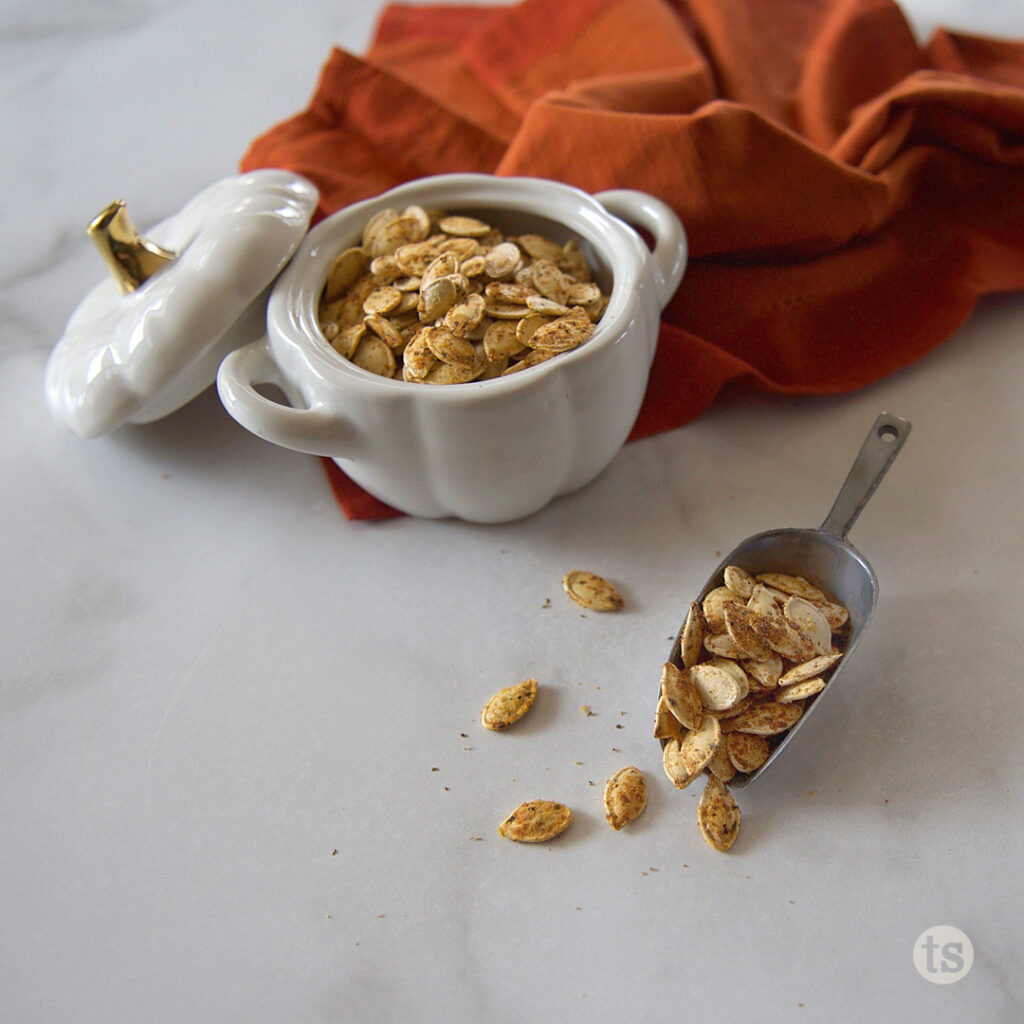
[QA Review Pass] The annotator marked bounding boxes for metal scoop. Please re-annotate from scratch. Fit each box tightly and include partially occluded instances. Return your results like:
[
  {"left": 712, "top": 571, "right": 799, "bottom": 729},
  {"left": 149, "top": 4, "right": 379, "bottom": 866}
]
[{"left": 666, "top": 412, "right": 912, "bottom": 787}]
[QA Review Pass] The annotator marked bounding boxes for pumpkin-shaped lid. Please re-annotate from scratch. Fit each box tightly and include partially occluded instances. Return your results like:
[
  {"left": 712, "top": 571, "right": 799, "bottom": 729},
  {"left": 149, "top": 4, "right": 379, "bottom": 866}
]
[{"left": 45, "top": 169, "right": 318, "bottom": 438}]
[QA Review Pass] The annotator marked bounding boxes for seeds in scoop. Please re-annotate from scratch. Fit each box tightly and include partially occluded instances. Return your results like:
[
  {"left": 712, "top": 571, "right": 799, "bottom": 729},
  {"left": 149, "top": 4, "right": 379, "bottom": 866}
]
[
  {"left": 777, "top": 677, "right": 826, "bottom": 703},
  {"left": 778, "top": 653, "right": 842, "bottom": 686},
  {"left": 603, "top": 766, "right": 647, "bottom": 830},
  {"left": 744, "top": 651, "right": 783, "bottom": 688},
  {"left": 660, "top": 662, "right": 702, "bottom": 730},
  {"left": 724, "top": 603, "right": 772, "bottom": 661},
  {"left": 747, "top": 583, "right": 779, "bottom": 617},
  {"left": 662, "top": 737, "right": 699, "bottom": 789},
  {"left": 784, "top": 596, "right": 832, "bottom": 656},
  {"left": 756, "top": 573, "right": 826, "bottom": 603},
  {"left": 678, "top": 714, "right": 723, "bottom": 776},
  {"left": 756, "top": 613, "right": 816, "bottom": 662},
  {"left": 814, "top": 598, "right": 850, "bottom": 630},
  {"left": 481, "top": 678, "right": 538, "bottom": 731},
  {"left": 723, "top": 565, "right": 755, "bottom": 599},
  {"left": 679, "top": 602, "right": 704, "bottom": 669},
  {"left": 703, "top": 632, "right": 744, "bottom": 659},
  {"left": 697, "top": 776, "right": 741, "bottom": 852},
  {"left": 562, "top": 570, "right": 623, "bottom": 611},
  {"left": 708, "top": 740, "right": 737, "bottom": 783},
  {"left": 730, "top": 701, "right": 803, "bottom": 736},
  {"left": 702, "top": 586, "right": 741, "bottom": 633},
  {"left": 708, "top": 657, "right": 749, "bottom": 698},
  {"left": 498, "top": 801, "right": 573, "bottom": 842},
  {"left": 660, "top": 564, "right": 851, "bottom": 851},
  {"left": 689, "top": 662, "right": 743, "bottom": 711},
  {"left": 726, "top": 732, "right": 771, "bottom": 773},
  {"left": 654, "top": 695, "right": 687, "bottom": 743}
]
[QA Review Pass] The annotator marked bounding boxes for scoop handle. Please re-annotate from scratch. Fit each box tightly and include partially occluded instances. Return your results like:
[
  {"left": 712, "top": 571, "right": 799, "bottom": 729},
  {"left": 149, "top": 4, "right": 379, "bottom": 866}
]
[{"left": 820, "top": 413, "right": 911, "bottom": 539}]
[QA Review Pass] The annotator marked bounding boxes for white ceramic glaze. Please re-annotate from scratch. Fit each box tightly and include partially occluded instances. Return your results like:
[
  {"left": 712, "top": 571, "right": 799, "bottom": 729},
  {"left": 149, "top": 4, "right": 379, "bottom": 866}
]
[
  {"left": 45, "top": 170, "right": 318, "bottom": 438},
  {"left": 217, "top": 174, "right": 687, "bottom": 521}
]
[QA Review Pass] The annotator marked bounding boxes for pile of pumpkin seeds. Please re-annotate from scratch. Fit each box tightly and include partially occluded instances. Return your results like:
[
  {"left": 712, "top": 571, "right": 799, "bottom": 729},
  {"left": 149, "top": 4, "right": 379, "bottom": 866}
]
[
  {"left": 317, "top": 205, "right": 609, "bottom": 383},
  {"left": 656, "top": 568, "right": 850, "bottom": 851}
]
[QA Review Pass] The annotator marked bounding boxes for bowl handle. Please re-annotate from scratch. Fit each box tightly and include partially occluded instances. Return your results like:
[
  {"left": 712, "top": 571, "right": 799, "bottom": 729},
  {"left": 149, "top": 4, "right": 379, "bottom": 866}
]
[
  {"left": 216, "top": 337, "right": 355, "bottom": 458},
  {"left": 594, "top": 190, "right": 688, "bottom": 309}
]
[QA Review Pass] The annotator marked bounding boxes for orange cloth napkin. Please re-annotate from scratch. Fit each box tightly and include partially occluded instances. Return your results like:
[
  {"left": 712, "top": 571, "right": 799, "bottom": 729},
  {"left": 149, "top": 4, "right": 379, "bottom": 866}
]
[{"left": 241, "top": 0, "right": 1024, "bottom": 521}]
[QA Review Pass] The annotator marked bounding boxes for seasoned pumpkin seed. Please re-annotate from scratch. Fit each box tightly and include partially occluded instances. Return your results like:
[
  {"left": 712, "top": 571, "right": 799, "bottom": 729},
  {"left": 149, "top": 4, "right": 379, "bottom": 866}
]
[
  {"left": 481, "top": 678, "right": 538, "bottom": 731},
  {"left": 697, "top": 776, "right": 741, "bottom": 851},
  {"left": 730, "top": 701, "right": 803, "bottom": 736},
  {"left": 498, "top": 801, "right": 573, "bottom": 842},
  {"left": 679, "top": 601, "right": 704, "bottom": 669},
  {"left": 678, "top": 713, "right": 723, "bottom": 776},
  {"left": 777, "top": 676, "right": 826, "bottom": 702},
  {"left": 562, "top": 570, "right": 624, "bottom": 611},
  {"left": 603, "top": 766, "right": 647, "bottom": 830},
  {"left": 689, "top": 662, "right": 743, "bottom": 711},
  {"left": 660, "top": 661, "right": 702, "bottom": 731}
]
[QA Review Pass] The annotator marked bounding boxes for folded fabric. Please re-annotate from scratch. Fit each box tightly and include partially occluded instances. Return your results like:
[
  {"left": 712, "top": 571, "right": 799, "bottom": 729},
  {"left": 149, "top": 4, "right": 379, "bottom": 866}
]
[{"left": 242, "top": 0, "right": 1024, "bottom": 521}]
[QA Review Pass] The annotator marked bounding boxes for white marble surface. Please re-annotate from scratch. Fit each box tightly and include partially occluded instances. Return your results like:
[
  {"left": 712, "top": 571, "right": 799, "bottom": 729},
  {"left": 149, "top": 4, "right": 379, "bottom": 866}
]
[{"left": 3, "top": 2, "right": 1024, "bottom": 1022}]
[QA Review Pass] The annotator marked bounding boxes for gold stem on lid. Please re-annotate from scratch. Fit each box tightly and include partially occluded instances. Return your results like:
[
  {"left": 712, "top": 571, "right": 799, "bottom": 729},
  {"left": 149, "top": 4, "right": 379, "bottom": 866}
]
[{"left": 87, "top": 200, "right": 177, "bottom": 294}]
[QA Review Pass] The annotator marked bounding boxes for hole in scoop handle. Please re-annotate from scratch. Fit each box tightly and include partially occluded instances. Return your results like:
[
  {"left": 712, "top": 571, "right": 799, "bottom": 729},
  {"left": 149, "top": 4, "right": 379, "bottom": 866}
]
[{"left": 820, "top": 413, "right": 912, "bottom": 539}]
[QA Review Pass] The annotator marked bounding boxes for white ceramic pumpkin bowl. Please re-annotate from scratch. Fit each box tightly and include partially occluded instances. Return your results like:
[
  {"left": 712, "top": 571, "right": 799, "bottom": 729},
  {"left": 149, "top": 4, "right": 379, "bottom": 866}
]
[{"left": 216, "top": 173, "right": 687, "bottom": 522}]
